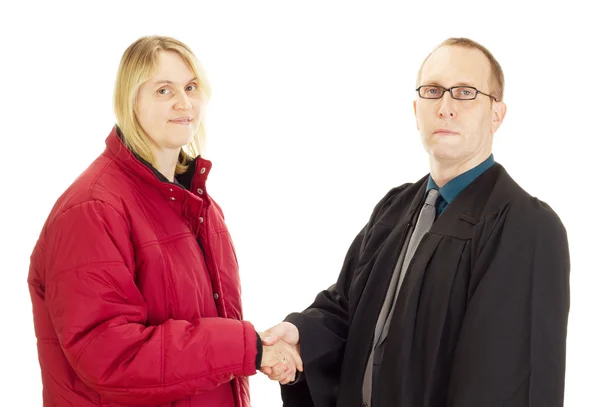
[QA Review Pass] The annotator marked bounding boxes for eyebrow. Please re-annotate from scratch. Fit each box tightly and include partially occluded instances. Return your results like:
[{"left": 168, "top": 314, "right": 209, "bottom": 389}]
[
  {"left": 424, "top": 81, "right": 477, "bottom": 88},
  {"left": 153, "top": 77, "right": 197, "bottom": 86}
]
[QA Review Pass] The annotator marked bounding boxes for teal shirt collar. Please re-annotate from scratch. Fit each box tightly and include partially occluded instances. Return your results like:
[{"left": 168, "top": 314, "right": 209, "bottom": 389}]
[{"left": 426, "top": 154, "right": 495, "bottom": 206}]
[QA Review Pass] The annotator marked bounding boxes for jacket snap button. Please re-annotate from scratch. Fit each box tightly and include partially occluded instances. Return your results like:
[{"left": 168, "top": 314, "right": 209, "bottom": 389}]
[
  {"left": 197, "top": 188, "right": 203, "bottom": 194},
  {"left": 199, "top": 217, "right": 204, "bottom": 223},
  {"left": 213, "top": 293, "right": 219, "bottom": 300},
  {"left": 200, "top": 167, "right": 206, "bottom": 174},
  {"left": 170, "top": 197, "right": 176, "bottom": 201}
]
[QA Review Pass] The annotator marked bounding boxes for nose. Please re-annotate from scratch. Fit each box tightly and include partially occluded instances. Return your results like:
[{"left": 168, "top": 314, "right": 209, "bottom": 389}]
[
  {"left": 174, "top": 92, "right": 192, "bottom": 111},
  {"left": 437, "top": 92, "right": 456, "bottom": 119}
]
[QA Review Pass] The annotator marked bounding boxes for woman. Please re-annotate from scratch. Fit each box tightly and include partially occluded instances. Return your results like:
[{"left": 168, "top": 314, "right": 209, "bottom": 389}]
[{"left": 27, "top": 36, "right": 300, "bottom": 407}]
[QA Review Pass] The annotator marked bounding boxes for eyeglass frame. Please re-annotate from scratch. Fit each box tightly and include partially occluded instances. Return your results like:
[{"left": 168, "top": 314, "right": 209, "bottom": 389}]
[{"left": 416, "top": 85, "right": 499, "bottom": 102}]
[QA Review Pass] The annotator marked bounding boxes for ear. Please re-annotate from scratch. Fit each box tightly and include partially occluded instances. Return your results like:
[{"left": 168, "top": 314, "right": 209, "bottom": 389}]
[
  {"left": 491, "top": 101, "right": 507, "bottom": 133},
  {"left": 413, "top": 100, "right": 419, "bottom": 130}
]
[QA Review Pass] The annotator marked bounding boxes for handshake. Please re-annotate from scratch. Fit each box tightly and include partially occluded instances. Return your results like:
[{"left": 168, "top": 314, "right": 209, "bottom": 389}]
[{"left": 258, "top": 322, "right": 303, "bottom": 385}]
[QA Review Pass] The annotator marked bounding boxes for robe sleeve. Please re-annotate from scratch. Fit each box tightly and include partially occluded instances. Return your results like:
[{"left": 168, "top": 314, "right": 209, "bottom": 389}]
[
  {"left": 281, "top": 185, "right": 409, "bottom": 407},
  {"left": 447, "top": 198, "right": 570, "bottom": 407}
]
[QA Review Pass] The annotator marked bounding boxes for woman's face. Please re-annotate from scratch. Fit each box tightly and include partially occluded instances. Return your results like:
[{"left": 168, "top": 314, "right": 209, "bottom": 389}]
[{"left": 135, "top": 51, "right": 204, "bottom": 152}]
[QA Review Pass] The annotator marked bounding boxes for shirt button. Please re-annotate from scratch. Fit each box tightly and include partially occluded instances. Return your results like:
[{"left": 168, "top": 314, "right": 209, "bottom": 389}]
[
  {"left": 199, "top": 217, "right": 204, "bottom": 223},
  {"left": 214, "top": 293, "right": 219, "bottom": 300},
  {"left": 200, "top": 167, "right": 206, "bottom": 174},
  {"left": 197, "top": 188, "right": 203, "bottom": 195}
]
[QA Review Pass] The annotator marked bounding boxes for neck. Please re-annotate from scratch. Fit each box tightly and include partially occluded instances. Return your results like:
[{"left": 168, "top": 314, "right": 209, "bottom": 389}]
[
  {"left": 429, "top": 149, "right": 491, "bottom": 188},
  {"left": 151, "top": 147, "right": 180, "bottom": 182}
]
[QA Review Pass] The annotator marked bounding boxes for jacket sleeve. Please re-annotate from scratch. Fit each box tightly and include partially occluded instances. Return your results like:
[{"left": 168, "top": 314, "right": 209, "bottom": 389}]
[
  {"left": 43, "top": 200, "right": 257, "bottom": 406},
  {"left": 281, "top": 229, "right": 365, "bottom": 407},
  {"left": 281, "top": 185, "right": 408, "bottom": 407},
  {"left": 447, "top": 199, "right": 570, "bottom": 406}
]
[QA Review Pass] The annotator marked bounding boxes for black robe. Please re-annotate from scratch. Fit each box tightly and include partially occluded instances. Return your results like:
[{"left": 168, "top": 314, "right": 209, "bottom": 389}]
[{"left": 281, "top": 163, "right": 570, "bottom": 407}]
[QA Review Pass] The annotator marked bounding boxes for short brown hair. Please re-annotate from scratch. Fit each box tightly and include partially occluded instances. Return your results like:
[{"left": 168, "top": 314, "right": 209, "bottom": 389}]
[{"left": 416, "top": 37, "right": 505, "bottom": 101}]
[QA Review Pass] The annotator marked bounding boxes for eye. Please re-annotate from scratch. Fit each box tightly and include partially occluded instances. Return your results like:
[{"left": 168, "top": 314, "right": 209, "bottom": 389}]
[
  {"left": 425, "top": 87, "right": 440, "bottom": 95},
  {"left": 186, "top": 84, "right": 197, "bottom": 92},
  {"left": 158, "top": 88, "right": 171, "bottom": 95}
]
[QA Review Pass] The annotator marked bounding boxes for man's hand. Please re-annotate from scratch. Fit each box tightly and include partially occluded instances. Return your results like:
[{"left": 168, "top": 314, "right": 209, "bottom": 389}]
[{"left": 259, "top": 322, "right": 302, "bottom": 384}]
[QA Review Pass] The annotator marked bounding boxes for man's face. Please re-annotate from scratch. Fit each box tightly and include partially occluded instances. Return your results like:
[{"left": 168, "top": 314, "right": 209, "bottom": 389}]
[{"left": 414, "top": 45, "right": 506, "bottom": 164}]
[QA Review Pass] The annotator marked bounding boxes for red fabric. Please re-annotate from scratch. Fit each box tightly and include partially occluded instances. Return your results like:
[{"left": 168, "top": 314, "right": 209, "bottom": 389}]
[{"left": 28, "top": 127, "right": 257, "bottom": 407}]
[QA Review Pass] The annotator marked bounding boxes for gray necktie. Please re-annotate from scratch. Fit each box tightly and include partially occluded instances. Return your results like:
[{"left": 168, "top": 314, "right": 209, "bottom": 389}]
[{"left": 376, "top": 188, "right": 440, "bottom": 346}]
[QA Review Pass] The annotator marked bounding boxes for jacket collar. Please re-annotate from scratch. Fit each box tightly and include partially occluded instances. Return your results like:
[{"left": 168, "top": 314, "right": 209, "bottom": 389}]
[
  {"left": 384, "top": 163, "right": 510, "bottom": 240},
  {"left": 104, "top": 125, "right": 212, "bottom": 191}
]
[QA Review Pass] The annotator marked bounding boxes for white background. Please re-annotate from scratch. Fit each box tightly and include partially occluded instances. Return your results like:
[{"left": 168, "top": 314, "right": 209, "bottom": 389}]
[{"left": 1, "top": 1, "right": 598, "bottom": 405}]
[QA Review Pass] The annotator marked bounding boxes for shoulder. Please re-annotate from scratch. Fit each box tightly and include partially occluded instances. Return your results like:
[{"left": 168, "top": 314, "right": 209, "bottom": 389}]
[
  {"left": 487, "top": 164, "right": 566, "bottom": 235},
  {"left": 45, "top": 154, "right": 133, "bottom": 230},
  {"left": 510, "top": 195, "right": 567, "bottom": 240},
  {"left": 502, "top": 167, "right": 564, "bottom": 231},
  {"left": 370, "top": 182, "right": 414, "bottom": 221}
]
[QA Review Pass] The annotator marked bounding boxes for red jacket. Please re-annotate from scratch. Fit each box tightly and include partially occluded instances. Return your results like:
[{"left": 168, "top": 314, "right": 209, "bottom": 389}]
[{"left": 28, "top": 127, "right": 258, "bottom": 407}]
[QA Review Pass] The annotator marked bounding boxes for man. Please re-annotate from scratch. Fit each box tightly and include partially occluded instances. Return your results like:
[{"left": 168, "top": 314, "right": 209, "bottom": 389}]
[{"left": 261, "top": 38, "right": 571, "bottom": 406}]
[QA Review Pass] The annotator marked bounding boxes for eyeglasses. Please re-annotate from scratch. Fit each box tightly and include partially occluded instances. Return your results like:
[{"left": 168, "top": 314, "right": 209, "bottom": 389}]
[{"left": 416, "top": 85, "right": 498, "bottom": 102}]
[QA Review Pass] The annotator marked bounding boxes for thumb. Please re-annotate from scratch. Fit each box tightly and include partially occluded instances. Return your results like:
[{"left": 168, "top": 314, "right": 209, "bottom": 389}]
[
  {"left": 261, "top": 323, "right": 288, "bottom": 345},
  {"left": 260, "top": 330, "right": 280, "bottom": 346},
  {"left": 263, "top": 322, "right": 299, "bottom": 345},
  {"left": 278, "top": 321, "right": 300, "bottom": 345}
]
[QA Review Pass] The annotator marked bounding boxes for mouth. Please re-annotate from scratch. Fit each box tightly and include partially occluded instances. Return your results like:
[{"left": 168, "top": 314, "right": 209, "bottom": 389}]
[
  {"left": 170, "top": 117, "right": 193, "bottom": 124},
  {"left": 433, "top": 129, "right": 459, "bottom": 135}
]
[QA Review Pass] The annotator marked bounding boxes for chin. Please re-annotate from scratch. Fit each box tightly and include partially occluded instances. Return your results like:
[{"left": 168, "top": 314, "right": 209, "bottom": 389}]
[
  {"left": 169, "top": 128, "right": 197, "bottom": 147},
  {"left": 426, "top": 142, "right": 467, "bottom": 162}
]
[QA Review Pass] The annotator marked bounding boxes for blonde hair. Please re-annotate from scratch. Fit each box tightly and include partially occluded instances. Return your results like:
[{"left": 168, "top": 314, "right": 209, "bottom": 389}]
[
  {"left": 416, "top": 37, "right": 505, "bottom": 102},
  {"left": 114, "top": 36, "right": 211, "bottom": 174}
]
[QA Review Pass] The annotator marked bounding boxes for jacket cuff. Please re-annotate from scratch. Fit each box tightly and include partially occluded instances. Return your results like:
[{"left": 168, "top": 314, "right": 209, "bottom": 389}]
[{"left": 240, "top": 321, "right": 259, "bottom": 376}]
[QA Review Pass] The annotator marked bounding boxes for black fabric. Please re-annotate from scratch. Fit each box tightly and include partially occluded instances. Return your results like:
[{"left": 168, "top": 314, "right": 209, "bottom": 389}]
[
  {"left": 255, "top": 332, "right": 263, "bottom": 370},
  {"left": 281, "top": 163, "right": 570, "bottom": 407}
]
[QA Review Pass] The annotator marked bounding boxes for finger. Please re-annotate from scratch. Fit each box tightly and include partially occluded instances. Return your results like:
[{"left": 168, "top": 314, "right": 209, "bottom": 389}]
[
  {"left": 268, "top": 363, "right": 291, "bottom": 381},
  {"left": 270, "top": 372, "right": 288, "bottom": 381},
  {"left": 288, "top": 346, "right": 303, "bottom": 372},
  {"left": 279, "top": 347, "right": 302, "bottom": 372},
  {"left": 269, "top": 371, "right": 290, "bottom": 381},
  {"left": 278, "top": 365, "right": 296, "bottom": 382},
  {"left": 270, "top": 362, "right": 288, "bottom": 377},
  {"left": 260, "top": 366, "right": 272, "bottom": 375},
  {"left": 280, "top": 374, "right": 295, "bottom": 385},
  {"left": 270, "top": 370, "right": 293, "bottom": 382}
]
